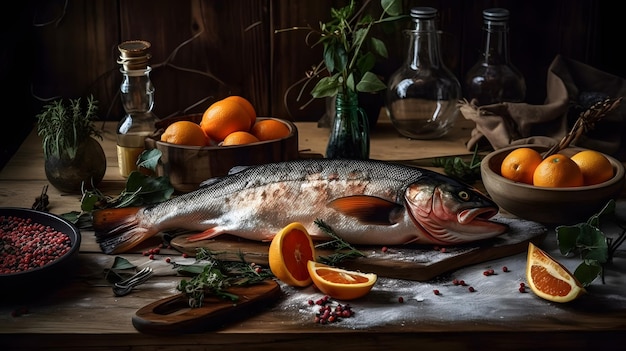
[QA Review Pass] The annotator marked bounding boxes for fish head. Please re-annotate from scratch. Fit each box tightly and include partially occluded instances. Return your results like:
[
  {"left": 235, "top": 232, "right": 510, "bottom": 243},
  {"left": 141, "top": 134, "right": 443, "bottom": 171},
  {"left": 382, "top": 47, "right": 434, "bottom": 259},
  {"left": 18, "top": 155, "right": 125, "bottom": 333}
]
[{"left": 404, "top": 175, "right": 508, "bottom": 244}]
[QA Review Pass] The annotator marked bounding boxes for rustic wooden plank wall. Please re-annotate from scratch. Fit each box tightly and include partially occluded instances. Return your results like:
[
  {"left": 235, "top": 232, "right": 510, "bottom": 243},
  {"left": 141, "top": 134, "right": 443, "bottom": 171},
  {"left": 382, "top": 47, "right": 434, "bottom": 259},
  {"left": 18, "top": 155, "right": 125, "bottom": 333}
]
[{"left": 1, "top": 0, "right": 623, "bottom": 170}]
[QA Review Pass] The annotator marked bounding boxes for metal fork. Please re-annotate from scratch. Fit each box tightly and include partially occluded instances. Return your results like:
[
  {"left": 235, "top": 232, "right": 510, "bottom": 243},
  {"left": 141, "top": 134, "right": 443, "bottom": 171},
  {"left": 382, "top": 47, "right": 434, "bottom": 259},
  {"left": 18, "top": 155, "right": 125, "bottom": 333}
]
[{"left": 112, "top": 267, "right": 154, "bottom": 297}]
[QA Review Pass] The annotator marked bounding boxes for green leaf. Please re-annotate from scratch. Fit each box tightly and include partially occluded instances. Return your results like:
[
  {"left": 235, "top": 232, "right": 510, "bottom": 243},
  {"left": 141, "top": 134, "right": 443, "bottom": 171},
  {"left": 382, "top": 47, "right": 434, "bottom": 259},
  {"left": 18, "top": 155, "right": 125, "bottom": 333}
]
[
  {"left": 369, "top": 37, "right": 388, "bottom": 58},
  {"left": 573, "top": 260, "right": 602, "bottom": 287},
  {"left": 356, "top": 52, "right": 376, "bottom": 75},
  {"left": 138, "top": 149, "right": 162, "bottom": 171},
  {"left": 312, "top": 75, "right": 341, "bottom": 98},
  {"left": 356, "top": 71, "right": 387, "bottom": 93},
  {"left": 381, "top": 0, "right": 402, "bottom": 16},
  {"left": 556, "top": 224, "right": 583, "bottom": 255}
]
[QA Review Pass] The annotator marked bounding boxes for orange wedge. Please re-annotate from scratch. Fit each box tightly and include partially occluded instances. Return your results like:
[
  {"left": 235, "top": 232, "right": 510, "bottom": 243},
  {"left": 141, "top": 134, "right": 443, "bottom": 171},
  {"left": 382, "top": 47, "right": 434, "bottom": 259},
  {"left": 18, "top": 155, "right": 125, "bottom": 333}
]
[
  {"left": 526, "top": 242, "right": 585, "bottom": 303},
  {"left": 307, "top": 261, "right": 377, "bottom": 300},
  {"left": 268, "top": 222, "right": 316, "bottom": 287}
]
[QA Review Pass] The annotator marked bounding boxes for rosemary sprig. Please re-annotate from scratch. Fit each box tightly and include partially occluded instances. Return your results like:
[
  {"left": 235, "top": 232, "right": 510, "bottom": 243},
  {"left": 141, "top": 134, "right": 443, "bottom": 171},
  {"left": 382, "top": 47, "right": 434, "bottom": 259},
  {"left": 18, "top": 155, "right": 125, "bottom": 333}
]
[
  {"left": 314, "top": 219, "right": 366, "bottom": 265},
  {"left": 174, "top": 248, "right": 274, "bottom": 308}
]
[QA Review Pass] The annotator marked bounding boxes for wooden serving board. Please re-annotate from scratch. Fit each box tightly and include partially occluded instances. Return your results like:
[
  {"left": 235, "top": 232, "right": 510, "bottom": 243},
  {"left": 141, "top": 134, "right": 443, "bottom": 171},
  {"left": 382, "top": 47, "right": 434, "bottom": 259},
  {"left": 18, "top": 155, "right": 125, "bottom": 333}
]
[{"left": 170, "top": 216, "right": 547, "bottom": 281}]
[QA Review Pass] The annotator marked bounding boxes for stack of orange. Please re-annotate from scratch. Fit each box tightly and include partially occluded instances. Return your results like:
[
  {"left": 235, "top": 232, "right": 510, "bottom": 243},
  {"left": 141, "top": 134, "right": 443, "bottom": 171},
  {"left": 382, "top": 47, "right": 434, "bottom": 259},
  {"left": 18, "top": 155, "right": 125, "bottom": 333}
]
[
  {"left": 500, "top": 147, "right": 614, "bottom": 188},
  {"left": 268, "top": 222, "right": 377, "bottom": 300},
  {"left": 200, "top": 96, "right": 291, "bottom": 146},
  {"left": 160, "top": 95, "right": 292, "bottom": 147}
]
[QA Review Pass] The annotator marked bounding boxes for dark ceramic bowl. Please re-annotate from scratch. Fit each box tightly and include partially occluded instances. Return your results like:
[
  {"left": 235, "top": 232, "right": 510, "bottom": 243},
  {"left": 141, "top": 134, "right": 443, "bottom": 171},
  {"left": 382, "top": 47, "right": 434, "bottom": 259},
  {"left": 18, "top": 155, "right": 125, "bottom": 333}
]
[
  {"left": 0, "top": 208, "right": 81, "bottom": 290},
  {"left": 481, "top": 145, "right": 625, "bottom": 226},
  {"left": 146, "top": 115, "right": 300, "bottom": 193}
]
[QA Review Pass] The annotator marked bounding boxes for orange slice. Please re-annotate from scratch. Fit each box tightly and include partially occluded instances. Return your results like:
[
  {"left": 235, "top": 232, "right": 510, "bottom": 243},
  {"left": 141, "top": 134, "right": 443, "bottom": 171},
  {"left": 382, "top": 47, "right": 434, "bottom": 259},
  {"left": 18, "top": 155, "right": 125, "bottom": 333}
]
[
  {"left": 307, "top": 261, "right": 377, "bottom": 300},
  {"left": 526, "top": 242, "right": 585, "bottom": 303},
  {"left": 268, "top": 222, "right": 316, "bottom": 287}
]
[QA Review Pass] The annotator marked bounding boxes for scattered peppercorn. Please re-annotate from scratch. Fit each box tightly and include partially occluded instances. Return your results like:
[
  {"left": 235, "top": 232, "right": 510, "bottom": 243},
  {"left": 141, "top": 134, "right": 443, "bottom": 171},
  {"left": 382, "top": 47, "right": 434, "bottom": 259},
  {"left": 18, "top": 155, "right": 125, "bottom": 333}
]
[
  {"left": 468, "top": 286, "right": 476, "bottom": 292},
  {"left": 433, "top": 289, "right": 440, "bottom": 295},
  {"left": 502, "top": 266, "right": 509, "bottom": 272},
  {"left": 398, "top": 296, "right": 404, "bottom": 303},
  {"left": 381, "top": 246, "right": 388, "bottom": 253},
  {"left": 310, "top": 295, "right": 354, "bottom": 324}
]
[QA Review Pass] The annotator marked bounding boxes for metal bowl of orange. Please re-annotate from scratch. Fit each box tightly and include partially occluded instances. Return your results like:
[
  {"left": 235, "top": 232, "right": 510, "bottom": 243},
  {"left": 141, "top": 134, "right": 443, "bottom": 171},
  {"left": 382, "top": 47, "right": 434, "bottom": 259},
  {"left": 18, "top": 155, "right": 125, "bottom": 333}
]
[
  {"left": 480, "top": 144, "right": 625, "bottom": 226},
  {"left": 146, "top": 114, "right": 299, "bottom": 193}
]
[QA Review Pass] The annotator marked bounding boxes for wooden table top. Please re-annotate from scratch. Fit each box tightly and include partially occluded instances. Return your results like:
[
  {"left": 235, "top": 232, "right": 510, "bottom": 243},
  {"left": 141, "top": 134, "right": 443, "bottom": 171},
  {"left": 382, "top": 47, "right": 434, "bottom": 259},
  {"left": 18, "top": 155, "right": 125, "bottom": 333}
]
[{"left": 1, "top": 118, "right": 625, "bottom": 351}]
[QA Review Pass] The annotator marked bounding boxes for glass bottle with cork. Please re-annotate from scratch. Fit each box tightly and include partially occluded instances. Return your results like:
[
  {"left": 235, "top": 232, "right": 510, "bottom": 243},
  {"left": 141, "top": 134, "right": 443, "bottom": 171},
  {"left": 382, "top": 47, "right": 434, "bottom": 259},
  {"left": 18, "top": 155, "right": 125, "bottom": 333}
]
[
  {"left": 385, "top": 7, "right": 462, "bottom": 140},
  {"left": 116, "top": 40, "right": 157, "bottom": 177},
  {"left": 464, "top": 8, "right": 526, "bottom": 106}
]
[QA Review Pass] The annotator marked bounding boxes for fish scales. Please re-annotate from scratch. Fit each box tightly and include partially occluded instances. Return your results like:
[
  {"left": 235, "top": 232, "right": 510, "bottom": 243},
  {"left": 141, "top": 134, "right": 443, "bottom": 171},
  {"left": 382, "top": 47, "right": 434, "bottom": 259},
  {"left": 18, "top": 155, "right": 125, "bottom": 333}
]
[{"left": 94, "top": 159, "right": 509, "bottom": 254}]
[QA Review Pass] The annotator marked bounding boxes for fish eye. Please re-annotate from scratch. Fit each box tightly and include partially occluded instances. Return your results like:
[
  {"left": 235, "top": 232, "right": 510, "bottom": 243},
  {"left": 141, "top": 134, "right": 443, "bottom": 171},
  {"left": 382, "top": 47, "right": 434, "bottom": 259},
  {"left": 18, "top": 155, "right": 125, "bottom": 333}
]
[{"left": 458, "top": 191, "right": 470, "bottom": 201}]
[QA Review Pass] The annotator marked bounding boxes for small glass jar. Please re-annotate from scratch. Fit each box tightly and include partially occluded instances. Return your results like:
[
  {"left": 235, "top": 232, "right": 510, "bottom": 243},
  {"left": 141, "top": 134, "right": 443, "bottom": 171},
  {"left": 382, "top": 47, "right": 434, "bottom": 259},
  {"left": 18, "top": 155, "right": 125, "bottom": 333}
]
[
  {"left": 464, "top": 8, "right": 526, "bottom": 105},
  {"left": 116, "top": 40, "right": 157, "bottom": 177},
  {"left": 386, "top": 7, "right": 461, "bottom": 140}
]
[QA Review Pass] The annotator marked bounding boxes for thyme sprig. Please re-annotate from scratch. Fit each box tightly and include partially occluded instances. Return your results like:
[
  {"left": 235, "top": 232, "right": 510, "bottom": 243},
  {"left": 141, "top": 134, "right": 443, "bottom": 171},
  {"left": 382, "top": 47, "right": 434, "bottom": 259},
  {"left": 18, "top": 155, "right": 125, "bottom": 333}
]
[
  {"left": 314, "top": 219, "right": 366, "bottom": 265},
  {"left": 174, "top": 248, "right": 274, "bottom": 308}
]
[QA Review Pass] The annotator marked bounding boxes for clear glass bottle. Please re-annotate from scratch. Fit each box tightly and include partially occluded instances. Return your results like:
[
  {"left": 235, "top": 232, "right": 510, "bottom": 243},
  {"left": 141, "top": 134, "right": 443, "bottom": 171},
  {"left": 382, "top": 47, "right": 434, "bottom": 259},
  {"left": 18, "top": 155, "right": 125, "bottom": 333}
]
[
  {"left": 116, "top": 40, "right": 156, "bottom": 177},
  {"left": 464, "top": 8, "right": 526, "bottom": 105},
  {"left": 386, "top": 7, "right": 461, "bottom": 140}
]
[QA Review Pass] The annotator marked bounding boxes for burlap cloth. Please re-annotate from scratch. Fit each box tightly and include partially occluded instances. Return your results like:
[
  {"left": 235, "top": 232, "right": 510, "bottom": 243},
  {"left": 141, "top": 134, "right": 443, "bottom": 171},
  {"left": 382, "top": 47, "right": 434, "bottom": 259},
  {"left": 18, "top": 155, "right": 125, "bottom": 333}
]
[{"left": 460, "top": 55, "right": 626, "bottom": 160}]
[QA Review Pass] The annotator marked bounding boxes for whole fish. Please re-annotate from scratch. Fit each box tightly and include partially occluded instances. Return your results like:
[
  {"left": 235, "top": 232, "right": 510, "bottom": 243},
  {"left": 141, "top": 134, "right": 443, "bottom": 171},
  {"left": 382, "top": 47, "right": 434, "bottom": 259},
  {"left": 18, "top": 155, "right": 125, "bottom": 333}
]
[{"left": 93, "top": 159, "right": 508, "bottom": 254}]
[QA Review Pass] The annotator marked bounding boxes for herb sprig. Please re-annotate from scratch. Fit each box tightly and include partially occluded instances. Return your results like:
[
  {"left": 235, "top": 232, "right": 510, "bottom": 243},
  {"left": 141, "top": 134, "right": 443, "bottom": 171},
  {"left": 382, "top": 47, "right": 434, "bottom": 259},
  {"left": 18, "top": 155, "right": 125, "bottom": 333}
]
[
  {"left": 432, "top": 145, "right": 483, "bottom": 184},
  {"left": 174, "top": 249, "right": 274, "bottom": 308},
  {"left": 314, "top": 219, "right": 366, "bottom": 265},
  {"left": 556, "top": 199, "right": 626, "bottom": 286}
]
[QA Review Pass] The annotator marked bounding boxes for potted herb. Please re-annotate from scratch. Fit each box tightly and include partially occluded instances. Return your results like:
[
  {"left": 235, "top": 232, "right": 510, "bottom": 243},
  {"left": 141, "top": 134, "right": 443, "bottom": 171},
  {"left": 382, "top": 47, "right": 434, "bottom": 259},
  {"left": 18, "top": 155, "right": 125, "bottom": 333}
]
[
  {"left": 277, "top": 0, "right": 406, "bottom": 159},
  {"left": 36, "top": 95, "right": 107, "bottom": 193}
]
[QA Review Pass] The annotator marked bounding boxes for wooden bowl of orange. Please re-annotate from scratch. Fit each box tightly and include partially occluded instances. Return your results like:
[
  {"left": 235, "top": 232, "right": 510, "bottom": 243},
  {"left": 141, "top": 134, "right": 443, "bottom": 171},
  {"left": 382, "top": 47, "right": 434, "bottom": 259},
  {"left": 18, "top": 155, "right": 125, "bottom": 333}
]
[
  {"left": 146, "top": 96, "right": 299, "bottom": 192},
  {"left": 480, "top": 144, "right": 625, "bottom": 226}
]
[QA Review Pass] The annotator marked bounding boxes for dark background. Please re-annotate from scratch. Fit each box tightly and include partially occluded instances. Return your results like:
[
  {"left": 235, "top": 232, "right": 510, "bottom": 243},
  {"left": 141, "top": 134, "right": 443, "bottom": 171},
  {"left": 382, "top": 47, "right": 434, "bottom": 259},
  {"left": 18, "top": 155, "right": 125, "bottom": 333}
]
[{"left": 1, "top": 0, "right": 623, "bottom": 171}]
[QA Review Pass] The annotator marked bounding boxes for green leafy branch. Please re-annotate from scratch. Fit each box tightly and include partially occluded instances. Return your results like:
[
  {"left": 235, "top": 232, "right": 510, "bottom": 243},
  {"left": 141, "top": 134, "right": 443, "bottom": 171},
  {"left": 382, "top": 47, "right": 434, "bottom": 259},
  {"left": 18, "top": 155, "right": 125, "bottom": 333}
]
[
  {"left": 61, "top": 149, "right": 174, "bottom": 227},
  {"left": 556, "top": 199, "right": 626, "bottom": 286},
  {"left": 276, "top": 0, "right": 406, "bottom": 102}
]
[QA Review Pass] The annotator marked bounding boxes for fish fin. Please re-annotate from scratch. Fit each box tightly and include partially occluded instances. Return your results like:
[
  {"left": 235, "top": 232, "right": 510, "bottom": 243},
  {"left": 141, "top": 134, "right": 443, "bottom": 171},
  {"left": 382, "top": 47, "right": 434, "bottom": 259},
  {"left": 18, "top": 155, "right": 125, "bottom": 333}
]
[
  {"left": 186, "top": 228, "right": 221, "bottom": 242},
  {"left": 92, "top": 207, "right": 156, "bottom": 254},
  {"left": 328, "top": 195, "right": 402, "bottom": 225}
]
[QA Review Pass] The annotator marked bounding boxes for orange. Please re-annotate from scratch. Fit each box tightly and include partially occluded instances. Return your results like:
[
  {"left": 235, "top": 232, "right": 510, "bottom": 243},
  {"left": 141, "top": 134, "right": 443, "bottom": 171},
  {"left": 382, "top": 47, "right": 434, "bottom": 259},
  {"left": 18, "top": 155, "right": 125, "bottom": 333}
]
[
  {"left": 532, "top": 154, "right": 584, "bottom": 188},
  {"left": 307, "top": 261, "right": 377, "bottom": 300},
  {"left": 526, "top": 242, "right": 585, "bottom": 303},
  {"left": 268, "top": 222, "right": 316, "bottom": 287},
  {"left": 223, "top": 95, "right": 257, "bottom": 126},
  {"left": 200, "top": 99, "right": 251, "bottom": 142},
  {"left": 221, "top": 131, "right": 260, "bottom": 146},
  {"left": 160, "top": 120, "right": 208, "bottom": 146},
  {"left": 251, "top": 119, "right": 291, "bottom": 141},
  {"left": 500, "top": 147, "right": 543, "bottom": 184},
  {"left": 570, "top": 150, "right": 614, "bottom": 186}
]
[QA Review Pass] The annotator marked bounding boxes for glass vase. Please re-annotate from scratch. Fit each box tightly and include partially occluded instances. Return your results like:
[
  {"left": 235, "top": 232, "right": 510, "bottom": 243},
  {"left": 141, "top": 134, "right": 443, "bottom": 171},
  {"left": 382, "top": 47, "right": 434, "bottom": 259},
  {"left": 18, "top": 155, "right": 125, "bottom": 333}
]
[{"left": 326, "top": 90, "right": 370, "bottom": 159}]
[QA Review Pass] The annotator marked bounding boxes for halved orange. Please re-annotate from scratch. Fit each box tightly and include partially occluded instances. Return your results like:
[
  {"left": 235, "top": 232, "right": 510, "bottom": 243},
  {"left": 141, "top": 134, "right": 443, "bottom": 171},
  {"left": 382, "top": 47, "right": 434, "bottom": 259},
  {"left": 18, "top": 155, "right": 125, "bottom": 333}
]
[
  {"left": 526, "top": 242, "right": 585, "bottom": 303},
  {"left": 268, "top": 222, "right": 316, "bottom": 287},
  {"left": 307, "top": 261, "right": 377, "bottom": 300}
]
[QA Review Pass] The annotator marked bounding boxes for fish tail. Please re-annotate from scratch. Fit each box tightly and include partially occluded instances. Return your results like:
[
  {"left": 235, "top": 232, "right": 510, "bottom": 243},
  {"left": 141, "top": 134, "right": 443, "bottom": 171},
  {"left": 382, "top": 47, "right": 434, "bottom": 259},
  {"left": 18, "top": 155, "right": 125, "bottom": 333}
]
[{"left": 93, "top": 207, "right": 156, "bottom": 254}]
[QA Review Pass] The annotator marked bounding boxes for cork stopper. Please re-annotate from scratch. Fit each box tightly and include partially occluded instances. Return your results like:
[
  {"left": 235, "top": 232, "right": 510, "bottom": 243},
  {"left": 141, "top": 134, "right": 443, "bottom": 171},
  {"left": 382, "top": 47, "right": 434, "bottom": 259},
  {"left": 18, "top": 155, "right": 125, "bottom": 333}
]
[{"left": 117, "top": 40, "right": 152, "bottom": 71}]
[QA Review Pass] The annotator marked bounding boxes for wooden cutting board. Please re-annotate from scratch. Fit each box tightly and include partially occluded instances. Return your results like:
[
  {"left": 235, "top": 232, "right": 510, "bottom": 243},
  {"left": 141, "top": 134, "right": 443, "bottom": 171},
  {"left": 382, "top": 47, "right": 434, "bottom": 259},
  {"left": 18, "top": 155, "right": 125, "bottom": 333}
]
[{"left": 170, "top": 216, "right": 547, "bottom": 281}]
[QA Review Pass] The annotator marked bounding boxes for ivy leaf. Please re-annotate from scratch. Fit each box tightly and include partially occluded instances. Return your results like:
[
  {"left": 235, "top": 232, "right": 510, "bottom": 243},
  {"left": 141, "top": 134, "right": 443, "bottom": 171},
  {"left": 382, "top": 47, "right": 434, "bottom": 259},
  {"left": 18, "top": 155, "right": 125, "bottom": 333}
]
[{"left": 556, "top": 224, "right": 583, "bottom": 255}]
